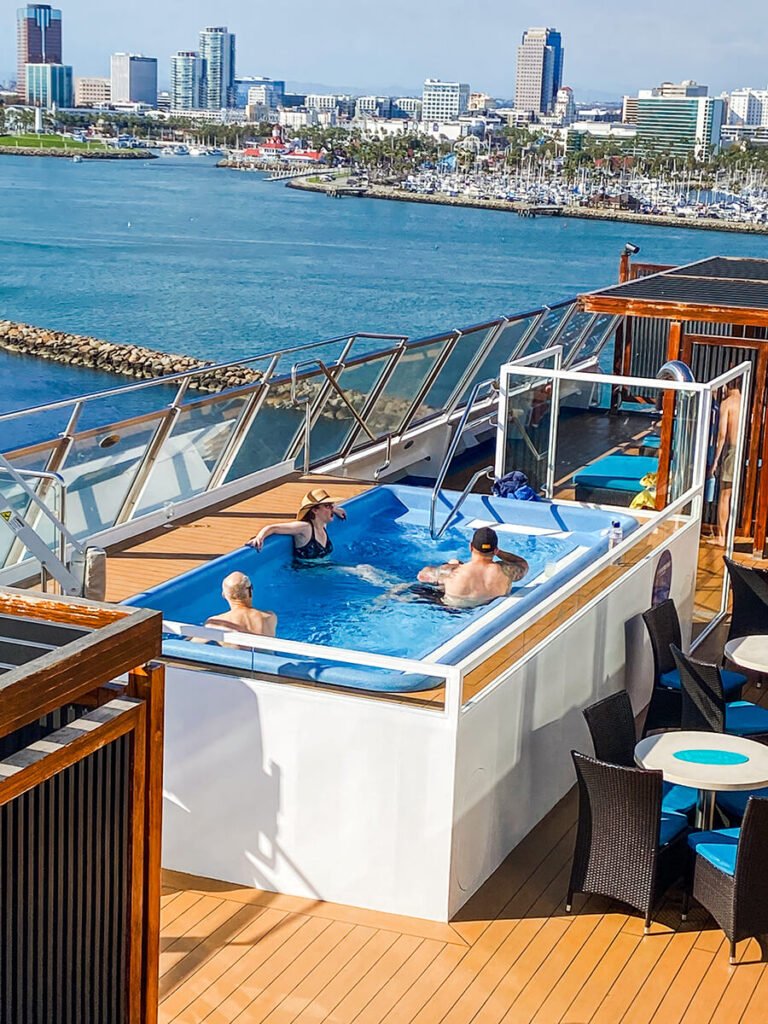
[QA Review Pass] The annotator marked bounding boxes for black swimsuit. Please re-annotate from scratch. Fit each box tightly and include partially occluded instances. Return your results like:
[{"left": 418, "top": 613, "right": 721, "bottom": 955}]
[{"left": 294, "top": 521, "right": 333, "bottom": 560}]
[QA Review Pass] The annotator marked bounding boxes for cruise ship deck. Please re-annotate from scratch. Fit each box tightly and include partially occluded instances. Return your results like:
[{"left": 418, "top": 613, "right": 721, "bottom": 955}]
[{"left": 158, "top": 668, "right": 768, "bottom": 1024}]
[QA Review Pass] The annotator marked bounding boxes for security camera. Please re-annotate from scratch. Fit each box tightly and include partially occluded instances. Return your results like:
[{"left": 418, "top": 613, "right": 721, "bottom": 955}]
[{"left": 623, "top": 242, "right": 640, "bottom": 255}]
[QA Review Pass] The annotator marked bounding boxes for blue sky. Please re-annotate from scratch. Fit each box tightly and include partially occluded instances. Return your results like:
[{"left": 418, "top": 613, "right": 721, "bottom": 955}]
[{"left": 4, "top": 0, "right": 767, "bottom": 99}]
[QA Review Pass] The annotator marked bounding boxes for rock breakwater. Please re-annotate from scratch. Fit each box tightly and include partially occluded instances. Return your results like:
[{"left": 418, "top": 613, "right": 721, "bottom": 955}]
[{"left": 0, "top": 321, "right": 260, "bottom": 392}]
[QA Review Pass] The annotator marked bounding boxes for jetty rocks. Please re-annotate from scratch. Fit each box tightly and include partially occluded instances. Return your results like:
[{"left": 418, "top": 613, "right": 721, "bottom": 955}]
[{"left": 0, "top": 321, "right": 261, "bottom": 392}]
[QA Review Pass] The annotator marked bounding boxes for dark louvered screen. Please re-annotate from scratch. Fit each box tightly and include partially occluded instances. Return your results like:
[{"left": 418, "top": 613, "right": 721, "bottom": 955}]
[{"left": 0, "top": 736, "right": 132, "bottom": 1024}]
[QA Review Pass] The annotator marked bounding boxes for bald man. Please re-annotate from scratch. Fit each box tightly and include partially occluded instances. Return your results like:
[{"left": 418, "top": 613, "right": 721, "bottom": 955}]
[{"left": 205, "top": 571, "right": 277, "bottom": 639}]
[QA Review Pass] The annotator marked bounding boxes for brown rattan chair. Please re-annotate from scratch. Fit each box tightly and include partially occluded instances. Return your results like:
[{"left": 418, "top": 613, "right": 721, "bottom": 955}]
[
  {"left": 583, "top": 692, "right": 696, "bottom": 815},
  {"left": 684, "top": 796, "right": 768, "bottom": 964},
  {"left": 724, "top": 556, "right": 768, "bottom": 644},
  {"left": 641, "top": 601, "right": 744, "bottom": 736},
  {"left": 671, "top": 645, "right": 768, "bottom": 739},
  {"left": 567, "top": 750, "right": 689, "bottom": 932}
]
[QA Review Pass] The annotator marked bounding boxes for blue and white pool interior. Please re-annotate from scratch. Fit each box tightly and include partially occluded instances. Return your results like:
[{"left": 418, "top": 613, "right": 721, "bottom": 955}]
[{"left": 126, "top": 485, "right": 637, "bottom": 691}]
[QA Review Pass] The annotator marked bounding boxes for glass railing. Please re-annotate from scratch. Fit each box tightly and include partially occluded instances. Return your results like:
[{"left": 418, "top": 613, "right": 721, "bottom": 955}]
[{"left": 0, "top": 298, "right": 623, "bottom": 560}]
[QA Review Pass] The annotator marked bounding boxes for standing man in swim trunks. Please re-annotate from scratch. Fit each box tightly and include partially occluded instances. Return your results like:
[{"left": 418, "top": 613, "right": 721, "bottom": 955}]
[
  {"left": 247, "top": 488, "right": 346, "bottom": 560},
  {"left": 711, "top": 382, "right": 742, "bottom": 546},
  {"left": 417, "top": 526, "right": 529, "bottom": 608}
]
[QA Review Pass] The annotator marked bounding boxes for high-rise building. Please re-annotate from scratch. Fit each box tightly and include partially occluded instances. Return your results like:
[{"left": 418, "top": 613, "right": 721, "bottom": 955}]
[
  {"left": 25, "top": 62, "right": 72, "bottom": 108},
  {"left": 199, "top": 26, "right": 236, "bottom": 109},
  {"left": 515, "top": 27, "right": 563, "bottom": 115},
  {"left": 111, "top": 54, "right": 158, "bottom": 106},
  {"left": 16, "top": 4, "right": 62, "bottom": 100},
  {"left": 421, "top": 80, "right": 470, "bottom": 123},
  {"left": 75, "top": 76, "right": 111, "bottom": 107},
  {"left": 635, "top": 92, "right": 724, "bottom": 158},
  {"left": 235, "top": 76, "right": 285, "bottom": 109},
  {"left": 170, "top": 51, "right": 206, "bottom": 110}
]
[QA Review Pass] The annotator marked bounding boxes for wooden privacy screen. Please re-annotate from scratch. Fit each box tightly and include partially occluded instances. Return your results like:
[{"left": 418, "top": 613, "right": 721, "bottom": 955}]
[{"left": 0, "top": 590, "right": 163, "bottom": 1024}]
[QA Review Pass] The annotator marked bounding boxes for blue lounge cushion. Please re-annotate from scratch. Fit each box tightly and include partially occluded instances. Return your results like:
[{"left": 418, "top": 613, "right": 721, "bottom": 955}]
[
  {"left": 662, "top": 782, "right": 698, "bottom": 816},
  {"left": 725, "top": 700, "right": 768, "bottom": 736},
  {"left": 688, "top": 827, "right": 740, "bottom": 876},
  {"left": 573, "top": 455, "right": 659, "bottom": 493},
  {"left": 659, "top": 667, "right": 745, "bottom": 696},
  {"left": 659, "top": 809, "right": 689, "bottom": 847},
  {"left": 717, "top": 788, "right": 768, "bottom": 821}
]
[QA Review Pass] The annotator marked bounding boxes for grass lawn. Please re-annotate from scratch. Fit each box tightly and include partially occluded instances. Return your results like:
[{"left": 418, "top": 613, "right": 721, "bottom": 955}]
[{"left": 0, "top": 134, "right": 108, "bottom": 150}]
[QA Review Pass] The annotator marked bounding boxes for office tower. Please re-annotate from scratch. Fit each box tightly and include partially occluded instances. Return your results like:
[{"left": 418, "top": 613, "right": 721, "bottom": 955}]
[
  {"left": 75, "top": 76, "right": 110, "bottom": 107},
  {"left": 515, "top": 27, "right": 563, "bottom": 115},
  {"left": 16, "top": 4, "right": 62, "bottom": 100},
  {"left": 421, "top": 80, "right": 470, "bottom": 122},
  {"left": 25, "top": 62, "right": 72, "bottom": 107},
  {"left": 199, "top": 26, "right": 236, "bottom": 109},
  {"left": 170, "top": 51, "right": 206, "bottom": 110},
  {"left": 111, "top": 54, "right": 158, "bottom": 106}
]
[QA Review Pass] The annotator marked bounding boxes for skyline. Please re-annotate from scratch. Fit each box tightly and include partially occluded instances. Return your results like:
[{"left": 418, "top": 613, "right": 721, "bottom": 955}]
[{"left": 2, "top": 1, "right": 768, "bottom": 100}]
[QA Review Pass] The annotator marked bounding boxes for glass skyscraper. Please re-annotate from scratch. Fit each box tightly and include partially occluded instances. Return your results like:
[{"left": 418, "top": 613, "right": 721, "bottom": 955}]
[
  {"left": 199, "top": 27, "right": 236, "bottom": 109},
  {"left": 16, "top": 4, "right": 62, "bottom": 99}
]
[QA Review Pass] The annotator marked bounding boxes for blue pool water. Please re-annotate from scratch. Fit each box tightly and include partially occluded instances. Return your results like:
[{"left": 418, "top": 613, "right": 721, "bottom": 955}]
[{"left": 127, "top": 485, "right": 637, "bottom": 690}]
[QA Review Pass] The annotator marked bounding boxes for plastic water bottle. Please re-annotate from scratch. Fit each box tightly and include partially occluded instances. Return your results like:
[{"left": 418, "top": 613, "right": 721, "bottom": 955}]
[{"left": 608, "top": 520, "right": 623, "bottom": 551}]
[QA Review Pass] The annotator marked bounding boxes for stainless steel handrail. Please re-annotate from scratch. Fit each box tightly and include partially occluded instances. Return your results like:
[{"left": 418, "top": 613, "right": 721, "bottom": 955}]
[{"left": 429, "top": 378, "right": 498, "bottom": 539}]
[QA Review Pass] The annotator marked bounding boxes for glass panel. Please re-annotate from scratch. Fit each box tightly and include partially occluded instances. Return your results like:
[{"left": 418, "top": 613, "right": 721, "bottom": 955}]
[
  {"left": 307, "top": 352, "right": 394, "bottom": 465},
  {"left": 412, "top": 327, "right": 494, "bottom": 425},
  {"left": 59, "top": 414, "right": 168, "bottom": 539},
  {"left": 135, "top": 395, "right": 251, "bottom": 516},
  {"left": 357, "top": 341, "right": 449, "bottom": 443},
  {"left": 456, "top": 316, "right": 539, "bottom": 407},
  {"left": 569, "top": 314, "right": 616, "bottom": 366},
  {"left": 517, "top": 303, "right": 573, "bottom": 358}
]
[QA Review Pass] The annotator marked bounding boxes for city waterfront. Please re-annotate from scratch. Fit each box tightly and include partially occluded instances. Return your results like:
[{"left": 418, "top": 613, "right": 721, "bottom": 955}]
[{"left": 3, "top": 153, "right": 768, "bottom": 418}]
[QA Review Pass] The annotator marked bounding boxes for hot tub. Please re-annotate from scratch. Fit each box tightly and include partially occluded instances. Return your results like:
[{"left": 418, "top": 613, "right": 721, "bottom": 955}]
[{"left": 126, "top": 484, "right": 637, "bottom": 691}]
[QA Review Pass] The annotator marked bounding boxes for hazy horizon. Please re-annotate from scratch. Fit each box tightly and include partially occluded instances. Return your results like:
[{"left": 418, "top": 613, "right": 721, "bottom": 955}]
[{"left": 3, "top": 0, "right": 767, "bottom": 100}]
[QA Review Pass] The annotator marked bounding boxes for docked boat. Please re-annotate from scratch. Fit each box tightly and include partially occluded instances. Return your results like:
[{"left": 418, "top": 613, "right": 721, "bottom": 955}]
[{"left": 2, "top": 253, "right": 768, "bottom": 1020}]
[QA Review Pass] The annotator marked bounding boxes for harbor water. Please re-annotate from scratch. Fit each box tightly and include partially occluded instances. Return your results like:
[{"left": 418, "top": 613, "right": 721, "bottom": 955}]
[{"left": 3, "top": 154, "right": 768, "bottom": 423}]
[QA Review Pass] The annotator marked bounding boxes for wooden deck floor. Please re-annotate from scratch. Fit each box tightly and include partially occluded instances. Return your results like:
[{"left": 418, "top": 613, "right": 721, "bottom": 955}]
[{"left": 158, "top": 671, "right": 768, "bottom": 1024}]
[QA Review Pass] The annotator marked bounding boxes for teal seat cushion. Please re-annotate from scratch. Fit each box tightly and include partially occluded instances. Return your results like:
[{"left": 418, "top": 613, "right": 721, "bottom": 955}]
[
  {"left": 688, "top": 827, "right": 740, "bottom": 876},
  {"left": 662, "top": 782, "right": 697, "bottom": 815},
  {"left": 725, "top": 700, "right": 768, "bottom": 736},
  {"left": 573, "top": 455, "right": 658, "bottom": 493},
  {"left": 717, "top": 788, "right": 768, "bottom": 821},
  {"left": 660, "top": 667, "right": 745, "bottom": 696},
  {"left": 659, "top": 809, "right": 689, "bottom": 846}
]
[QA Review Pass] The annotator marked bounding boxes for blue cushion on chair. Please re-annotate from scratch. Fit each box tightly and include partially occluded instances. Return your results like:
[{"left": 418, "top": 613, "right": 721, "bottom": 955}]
[
  {"left": 717, "top": 788, "right": 768, "bottom": 821},
  {"left": 725, "top": 700, "right": 768, "bottom": 736},
  {"left": 662, "top": 782, "right": 697, "bottom": 816},
  {"left": 659, "top": 668, "right": 745, "bottom": 696},
  {"left": 659, "top": 810, "right": 689, "bottom": 846},
  {"left": 688, "top": 828, "right": 740, "bottom": 876}
]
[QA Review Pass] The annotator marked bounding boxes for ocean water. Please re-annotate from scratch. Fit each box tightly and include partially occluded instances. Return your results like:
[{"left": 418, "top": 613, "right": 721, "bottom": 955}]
[{"left": 3, "top": 153, "right": 768, "bottom": 422}]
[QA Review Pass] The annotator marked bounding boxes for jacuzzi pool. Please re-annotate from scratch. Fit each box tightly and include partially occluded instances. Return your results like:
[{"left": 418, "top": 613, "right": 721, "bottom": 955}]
[{"left": 126, "top": 485, "right": 637, "bottom": 691}]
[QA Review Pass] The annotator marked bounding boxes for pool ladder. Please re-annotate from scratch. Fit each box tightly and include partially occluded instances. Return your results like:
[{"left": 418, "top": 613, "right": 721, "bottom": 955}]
[{"left": 429, "top": 379, "right": 498, "bottom": 539}]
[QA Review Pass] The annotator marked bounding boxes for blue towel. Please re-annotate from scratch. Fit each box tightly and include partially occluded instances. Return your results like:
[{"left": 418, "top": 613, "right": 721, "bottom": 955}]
[{"left": 493, "top": 471, "right": 541, "bottom": 501}]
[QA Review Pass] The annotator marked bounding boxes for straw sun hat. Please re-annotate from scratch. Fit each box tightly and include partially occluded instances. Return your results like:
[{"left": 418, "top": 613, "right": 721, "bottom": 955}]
[{"left": 296, "top": 487, "right": 340, "bottom": 520}]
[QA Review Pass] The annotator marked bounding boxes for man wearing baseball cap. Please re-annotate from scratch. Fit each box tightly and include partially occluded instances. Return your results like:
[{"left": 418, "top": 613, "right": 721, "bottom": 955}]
[{"left": 417, "top": 526, "right": 529, "bottom": 608}]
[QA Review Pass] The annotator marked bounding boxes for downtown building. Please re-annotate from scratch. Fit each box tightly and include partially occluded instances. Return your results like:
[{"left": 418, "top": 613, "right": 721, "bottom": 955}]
[
  {"left": 16, "top": 3, "right": 62, "bottom": 100},
  {"left": 421, "top": 80, "right": 470, "bottom": 124},
  {"left": 515, "top": 27, "right": 563, "bottom": 116},
  {"left": 199, "top": 26, "right": 236, "bottom": 109},
  {"left": 111, "top": 53, "right": 158, "bottom": 106},
  {"left": 170, "top": 51, "right": 206, "bottom": 110}
]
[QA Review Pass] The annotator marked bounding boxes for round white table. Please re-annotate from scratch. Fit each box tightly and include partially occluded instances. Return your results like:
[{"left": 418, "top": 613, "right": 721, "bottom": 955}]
[
  {"left": 724, "top": 635, "right": 768, "bottom": 674},
  {"left": 635, "top": 731, "right": 768, "bottom": 829}
]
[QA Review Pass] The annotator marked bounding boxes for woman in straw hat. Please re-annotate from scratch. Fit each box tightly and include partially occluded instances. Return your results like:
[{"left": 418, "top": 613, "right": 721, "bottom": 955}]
[{"left": 246, "top": 487, "right": 346, "bottom": 560}]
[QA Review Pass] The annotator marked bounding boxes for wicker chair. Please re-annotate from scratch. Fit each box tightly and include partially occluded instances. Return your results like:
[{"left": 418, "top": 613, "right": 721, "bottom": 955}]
[
  {"left": 567, "top": 751, "right": 689, "bottom": 931},
  {"left": 583, "top": 692, "right": 696, "bottom": 815},
  {"left": 641, "top": 601, "right": 744, "bottom": 736},
  {"left": 684, "top": 797, "right": 768, "bottom": 964},
  {"left": 724, "top": 557, "right": 768, "bottom": 644},
  {"left": 671, "top": 645, "right": 768, "bottom": 738}
]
